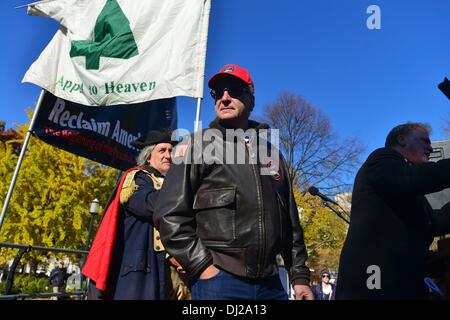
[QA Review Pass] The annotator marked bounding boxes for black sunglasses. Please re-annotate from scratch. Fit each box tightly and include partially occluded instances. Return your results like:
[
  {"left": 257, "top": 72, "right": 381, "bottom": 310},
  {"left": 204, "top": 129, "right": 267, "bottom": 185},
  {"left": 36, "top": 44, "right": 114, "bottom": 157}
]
[
  {"left": 322, "top": 274, "right": 330, "bottom": 278},
  {"left": 210, "top": 86, "right": 248, "bottom": 100}
]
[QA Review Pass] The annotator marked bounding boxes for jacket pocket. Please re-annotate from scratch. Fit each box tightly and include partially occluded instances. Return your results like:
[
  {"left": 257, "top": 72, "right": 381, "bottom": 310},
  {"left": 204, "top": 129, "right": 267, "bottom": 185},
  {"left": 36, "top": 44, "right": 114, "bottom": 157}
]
[{"left": 193, "top": 187, "right": 236, "bottom": 243}]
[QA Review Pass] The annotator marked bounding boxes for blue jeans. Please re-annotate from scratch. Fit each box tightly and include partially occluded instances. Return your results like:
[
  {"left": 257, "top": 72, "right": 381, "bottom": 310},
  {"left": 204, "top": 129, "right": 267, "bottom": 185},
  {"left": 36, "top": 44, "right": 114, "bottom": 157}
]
[{"left": 191, "top": 269, "right": 288, "bottom": 300}]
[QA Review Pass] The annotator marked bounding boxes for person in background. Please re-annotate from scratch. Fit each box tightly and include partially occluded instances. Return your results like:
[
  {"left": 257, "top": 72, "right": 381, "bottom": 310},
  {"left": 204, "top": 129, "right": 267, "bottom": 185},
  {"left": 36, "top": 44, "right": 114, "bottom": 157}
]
[
  {"left": 337, "top": 122, "right": 450, "bottom": 299},
  {"left": 49, "top": 261, "right": 69, "bottom": 300},
  {"left": 312, "top": 269, "right": 335, "bottom": 300},
  {"left": 82, "top": 130, "right": 189, "bottom": 300}
]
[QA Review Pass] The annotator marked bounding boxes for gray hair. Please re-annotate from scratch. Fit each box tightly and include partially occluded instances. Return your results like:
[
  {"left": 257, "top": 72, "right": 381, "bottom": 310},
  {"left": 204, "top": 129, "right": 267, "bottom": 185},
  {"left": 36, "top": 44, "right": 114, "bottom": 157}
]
[
  {"left": 385, "top": 122, "right": 432, "bottom": 148},
  {"left": 136, "top": 145, "right": 155, "bottom": 166}
]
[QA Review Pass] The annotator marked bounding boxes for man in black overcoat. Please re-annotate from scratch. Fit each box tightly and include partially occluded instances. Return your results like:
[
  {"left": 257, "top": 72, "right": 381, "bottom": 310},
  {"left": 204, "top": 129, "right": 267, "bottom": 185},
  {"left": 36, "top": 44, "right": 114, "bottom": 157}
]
[{"left": 336, "top": 122, "right": 450, "bottom": 299}]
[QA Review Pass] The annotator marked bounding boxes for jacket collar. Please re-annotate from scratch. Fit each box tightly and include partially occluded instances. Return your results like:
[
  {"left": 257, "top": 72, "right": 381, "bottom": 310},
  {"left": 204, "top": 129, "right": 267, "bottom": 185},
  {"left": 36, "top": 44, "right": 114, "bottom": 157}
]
[
  {"left": 209, "top": 118, "right": 270, "bottom": 135},
  {"left": 143, "top": 165, "right": 165, "bottom": 178}
]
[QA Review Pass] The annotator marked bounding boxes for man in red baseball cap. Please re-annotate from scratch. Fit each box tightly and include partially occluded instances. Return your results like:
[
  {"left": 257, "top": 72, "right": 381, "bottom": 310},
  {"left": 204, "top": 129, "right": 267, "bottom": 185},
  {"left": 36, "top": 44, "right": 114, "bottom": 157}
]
[
  {"left": 154, "top": 63, "right": 314, "bottom": 301},
  {"left": 207, "top": 64, "right": 256, "bottom": 130},
  {"left": 208, "top": 63, "right": 254, "bottom": 91}
]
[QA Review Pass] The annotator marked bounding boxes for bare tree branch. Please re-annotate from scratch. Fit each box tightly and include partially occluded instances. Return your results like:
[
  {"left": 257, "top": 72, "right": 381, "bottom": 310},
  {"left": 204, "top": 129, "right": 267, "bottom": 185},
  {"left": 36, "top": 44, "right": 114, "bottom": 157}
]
[
  {"left": 445, "top": 112, "right": 450, "bottom": 138},
  {"left": 262, "top": 92, "right": 365, "bottom": 196}
]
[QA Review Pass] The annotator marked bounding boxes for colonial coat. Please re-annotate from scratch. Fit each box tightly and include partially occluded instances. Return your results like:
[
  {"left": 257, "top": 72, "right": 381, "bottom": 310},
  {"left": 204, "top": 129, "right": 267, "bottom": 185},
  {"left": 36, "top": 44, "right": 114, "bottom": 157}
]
[{"left": 83, "top": 166, "right": 167, "bottom": 300}]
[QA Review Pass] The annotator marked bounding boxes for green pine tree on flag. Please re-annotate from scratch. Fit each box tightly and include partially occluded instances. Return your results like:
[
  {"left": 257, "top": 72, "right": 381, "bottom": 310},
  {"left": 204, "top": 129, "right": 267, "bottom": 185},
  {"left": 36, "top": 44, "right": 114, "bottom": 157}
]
[{"left": 70, "top": 0, "right": 139, "bottom": 70}]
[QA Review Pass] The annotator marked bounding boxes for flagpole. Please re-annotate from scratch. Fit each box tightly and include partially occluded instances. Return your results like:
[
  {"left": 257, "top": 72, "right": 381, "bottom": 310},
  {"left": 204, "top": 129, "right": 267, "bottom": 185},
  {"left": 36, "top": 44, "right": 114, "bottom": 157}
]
[
  {"left": 15, "top": 0, "right": 56, "bottom": 9},
  {"left": 194, "top": 97, "right": 202, "bottom": 132},
  {"left": 0, "top": 89, "right": 46, "bottom": 231},
  {"left": 193, "top": 0, "right": 210, "bottom": 132}
]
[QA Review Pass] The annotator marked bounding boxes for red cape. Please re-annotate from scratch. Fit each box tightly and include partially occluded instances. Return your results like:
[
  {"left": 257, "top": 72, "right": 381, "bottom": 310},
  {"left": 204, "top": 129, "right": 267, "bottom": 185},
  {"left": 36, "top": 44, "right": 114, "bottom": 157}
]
[{"left": 81, "top": 167, "right": 145, "bottom": 291}]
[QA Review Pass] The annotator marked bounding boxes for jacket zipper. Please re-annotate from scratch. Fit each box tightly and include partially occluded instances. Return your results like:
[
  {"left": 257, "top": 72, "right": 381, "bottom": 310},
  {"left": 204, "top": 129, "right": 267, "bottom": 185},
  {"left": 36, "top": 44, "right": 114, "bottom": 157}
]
[
  {"left": 276, "top": 192, "right": 286, "bottom": 244},
  {"left": 245, "top": 139, "right": 266, "bottom": 277}
]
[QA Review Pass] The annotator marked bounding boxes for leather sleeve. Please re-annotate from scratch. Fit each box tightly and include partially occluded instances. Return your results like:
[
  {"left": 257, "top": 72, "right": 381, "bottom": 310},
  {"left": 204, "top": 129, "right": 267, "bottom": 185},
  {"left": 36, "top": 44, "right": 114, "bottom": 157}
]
[
  {"left": 281, "top": 156, "right": 311, "bottom": 286},
  {"left": 153, "top": 140, "right": 213, "bottom": 278}
]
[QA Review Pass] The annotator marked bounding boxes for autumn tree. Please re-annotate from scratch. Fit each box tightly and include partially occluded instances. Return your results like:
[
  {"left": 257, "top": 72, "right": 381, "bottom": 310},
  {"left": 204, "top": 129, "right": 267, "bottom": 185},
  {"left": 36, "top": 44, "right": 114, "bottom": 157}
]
[
  {"left": 0, "top": 121, "right": 21, "bottom": 155},
  {"left": 261, "top": 92, "right": 362, "bottom": 274},
  {"left": 262, "top": 92, "right": 364, "bottom": 195},
  {"left": 295, "top": 190, "right": 348, "bottom": 275},
  {"left": 0, "top": 113, "right": 118, "bottom": 271}
]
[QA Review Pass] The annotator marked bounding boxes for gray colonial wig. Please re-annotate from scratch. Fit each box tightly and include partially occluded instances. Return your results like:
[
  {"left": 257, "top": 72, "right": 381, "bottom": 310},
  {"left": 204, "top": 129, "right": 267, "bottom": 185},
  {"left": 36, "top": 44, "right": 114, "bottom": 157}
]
[{"left": 136, "top": 145, "right": 155, "bottom": 166}]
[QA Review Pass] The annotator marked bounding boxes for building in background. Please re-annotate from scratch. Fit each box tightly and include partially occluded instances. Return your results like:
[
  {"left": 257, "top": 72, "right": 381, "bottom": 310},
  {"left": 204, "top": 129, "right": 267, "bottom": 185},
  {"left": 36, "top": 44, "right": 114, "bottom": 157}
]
[{"left": 426, "top": 141, "right": 450, "bottom": 210}]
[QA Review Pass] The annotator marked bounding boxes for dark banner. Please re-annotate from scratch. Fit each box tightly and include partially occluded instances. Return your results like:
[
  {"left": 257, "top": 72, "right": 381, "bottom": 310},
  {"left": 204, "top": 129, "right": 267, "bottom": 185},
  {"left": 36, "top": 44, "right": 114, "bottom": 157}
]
[{"left": 33, "top": 91, "right": 177, "bottom": 171}]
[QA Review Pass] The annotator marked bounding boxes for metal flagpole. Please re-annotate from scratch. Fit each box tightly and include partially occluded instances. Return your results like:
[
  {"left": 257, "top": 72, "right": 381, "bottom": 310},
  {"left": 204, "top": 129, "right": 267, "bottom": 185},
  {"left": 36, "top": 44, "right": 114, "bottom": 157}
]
[
  {"left": 15, "top": 0, "right": 57, "bottom": 10},
  {"left": 194, "top": 97, "right": 203, "bottom": 132},
  {"left": 0, "top": 89, "right": 46, "bottom": 231},
  {"left": 193, "top": 0, "right": 210, "bottom": 133}
]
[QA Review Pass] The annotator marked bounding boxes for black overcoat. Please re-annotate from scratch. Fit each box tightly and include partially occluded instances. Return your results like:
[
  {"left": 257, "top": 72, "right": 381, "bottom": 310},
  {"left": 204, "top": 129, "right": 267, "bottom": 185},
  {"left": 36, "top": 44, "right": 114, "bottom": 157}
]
[{"left": 337, "top": 148, "right": 450, "bottom": 299}]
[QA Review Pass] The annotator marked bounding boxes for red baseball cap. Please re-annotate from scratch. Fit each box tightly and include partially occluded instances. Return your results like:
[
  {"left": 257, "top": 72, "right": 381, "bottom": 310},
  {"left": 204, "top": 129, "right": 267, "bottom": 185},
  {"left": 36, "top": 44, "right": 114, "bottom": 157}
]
[{"left": 208, "top": 64, "right": 254, "bottom": 89}]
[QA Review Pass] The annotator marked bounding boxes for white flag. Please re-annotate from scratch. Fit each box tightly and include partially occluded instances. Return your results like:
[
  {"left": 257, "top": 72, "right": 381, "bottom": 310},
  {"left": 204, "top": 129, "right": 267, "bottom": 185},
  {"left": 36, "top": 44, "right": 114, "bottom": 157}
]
[{"left": 23, "top": 0, "right": 211, "bottom": 106}]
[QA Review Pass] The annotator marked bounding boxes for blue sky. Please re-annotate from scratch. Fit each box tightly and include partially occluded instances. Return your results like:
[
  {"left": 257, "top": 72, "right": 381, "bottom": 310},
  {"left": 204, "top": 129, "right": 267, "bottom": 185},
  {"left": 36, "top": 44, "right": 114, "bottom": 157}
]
[{"left": 1, "top": 0, "right": 449, "bottom": 165}]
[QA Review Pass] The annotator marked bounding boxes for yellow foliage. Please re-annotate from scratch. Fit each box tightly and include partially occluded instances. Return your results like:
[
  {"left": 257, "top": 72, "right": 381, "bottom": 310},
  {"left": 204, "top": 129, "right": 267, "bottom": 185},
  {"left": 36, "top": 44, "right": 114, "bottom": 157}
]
[
  {"left": 295, "top": 189, "right": 348, "bottom": 273},
  {"left": 0, "top": 115, "right": 118, "bottom": 267}
]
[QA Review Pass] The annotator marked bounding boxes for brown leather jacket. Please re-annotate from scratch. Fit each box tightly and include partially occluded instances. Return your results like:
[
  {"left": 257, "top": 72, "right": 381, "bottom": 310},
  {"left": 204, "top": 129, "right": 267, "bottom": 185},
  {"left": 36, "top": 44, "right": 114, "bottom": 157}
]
[{"left": 154, "top": 120, "right": 310, "bottom": 285}]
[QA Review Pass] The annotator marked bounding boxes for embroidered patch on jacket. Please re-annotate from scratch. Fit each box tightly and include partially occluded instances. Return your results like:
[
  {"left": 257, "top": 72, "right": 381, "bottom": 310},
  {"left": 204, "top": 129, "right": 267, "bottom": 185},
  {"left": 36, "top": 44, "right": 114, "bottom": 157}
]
[
  {"left": 173, "top": 144, "right": 188, "bottom": 158},
  {"left": 262, "top": 160, "right": 283, "bottom": 181}
]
